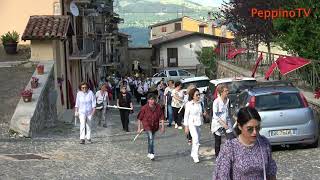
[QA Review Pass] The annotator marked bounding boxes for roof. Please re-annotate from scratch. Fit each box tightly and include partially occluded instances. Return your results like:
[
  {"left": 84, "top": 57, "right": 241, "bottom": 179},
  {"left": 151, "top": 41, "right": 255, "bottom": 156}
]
[
  {"left": 149, "top": 30, "right": 229, "bottom": 46},
  {"left": 209, "top": 77, "right": 256, "bottom": 85},
  {"left": 22, "top": 15, "right": 73, "bottom": 40},
  {"left": 181, "top": 76, "right": 209, "bottom": 83},
  {"left": 148, "top": 16, "right": 206, "bottom": 28}
]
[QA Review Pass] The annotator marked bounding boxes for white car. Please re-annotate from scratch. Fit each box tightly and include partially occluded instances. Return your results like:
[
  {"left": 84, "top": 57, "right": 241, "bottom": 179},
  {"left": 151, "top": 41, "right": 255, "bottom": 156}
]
[
  {"left": 151, "top": 69, "right": 194, "bottom": 85},
  {"left": 181, "top": 76, "right": 210, "bottom": 94}
]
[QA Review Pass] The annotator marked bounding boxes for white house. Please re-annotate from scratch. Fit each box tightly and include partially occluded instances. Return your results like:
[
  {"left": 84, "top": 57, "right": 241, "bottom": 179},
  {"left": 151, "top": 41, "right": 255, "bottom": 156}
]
[{"left": 149, "top": 30, "right": 230, "bottom": 73}]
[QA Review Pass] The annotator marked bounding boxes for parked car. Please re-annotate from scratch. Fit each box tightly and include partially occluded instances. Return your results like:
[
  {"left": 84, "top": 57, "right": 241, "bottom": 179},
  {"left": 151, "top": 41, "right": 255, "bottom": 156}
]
[
  {"left": 235, "top": 81, "right": 319, "bottom": 148},
  {"left": 151, "top": 68, "right": 195, "bottom": 85},
  {"left": 181, "top": 76, "right": 210, "bottom": 105},
  {"left": 203, "top": 77, "right": 257, "bottom": 122}
]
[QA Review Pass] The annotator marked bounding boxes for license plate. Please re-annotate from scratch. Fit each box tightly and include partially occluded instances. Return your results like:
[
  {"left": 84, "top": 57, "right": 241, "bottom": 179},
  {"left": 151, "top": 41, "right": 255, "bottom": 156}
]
[
  {"left": 141, "top": 97, "right": 146, "bottom": 100},
  {"left": 270, "top": 129, "right": 296, "bottom": 137}
]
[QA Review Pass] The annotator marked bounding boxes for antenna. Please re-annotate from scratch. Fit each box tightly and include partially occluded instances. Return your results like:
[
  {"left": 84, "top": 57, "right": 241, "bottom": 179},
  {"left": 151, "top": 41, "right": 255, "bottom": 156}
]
[{"left": 70, "top": 1, "right": 79, "bottom": 16}]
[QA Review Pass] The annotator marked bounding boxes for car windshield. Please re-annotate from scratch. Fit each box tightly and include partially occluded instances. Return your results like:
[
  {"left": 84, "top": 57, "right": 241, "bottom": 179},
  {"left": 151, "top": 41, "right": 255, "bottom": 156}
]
[
  {"left": 225, "top": 80, "right": 257, "bottom": 94},
  {"left": 255, "top": 92, "right": 304, "bottom": 111},
  {"left": 182, "top": 80, "right": 209, "bottom": 89}
]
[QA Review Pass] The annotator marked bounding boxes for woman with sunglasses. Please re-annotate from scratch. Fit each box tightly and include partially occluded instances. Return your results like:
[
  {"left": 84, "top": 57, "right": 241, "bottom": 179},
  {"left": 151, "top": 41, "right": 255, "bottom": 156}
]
[
  {"left": 184, "top": 88, "right": 206, "bottom": 163},
  {"left": 213, "top": 107, "right": 277, "bottom": 180},
  {"left": 75, "top": 82, "right": 96, "bottom": 144},
  {"left": 211, "top": 84, "right": 234, "bottom": 157}
]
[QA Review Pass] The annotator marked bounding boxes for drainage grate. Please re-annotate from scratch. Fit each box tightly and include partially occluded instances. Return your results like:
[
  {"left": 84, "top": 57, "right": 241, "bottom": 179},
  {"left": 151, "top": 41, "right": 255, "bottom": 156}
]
[{"left": 4, "top": 154, "right": 49, "bottom": 160}]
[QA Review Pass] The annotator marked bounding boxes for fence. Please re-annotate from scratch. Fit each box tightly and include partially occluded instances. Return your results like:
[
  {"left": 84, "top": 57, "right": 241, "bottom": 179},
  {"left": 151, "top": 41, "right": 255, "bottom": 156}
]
[{"left": 219, "top": 43, "right": 320, "bottom": 91}]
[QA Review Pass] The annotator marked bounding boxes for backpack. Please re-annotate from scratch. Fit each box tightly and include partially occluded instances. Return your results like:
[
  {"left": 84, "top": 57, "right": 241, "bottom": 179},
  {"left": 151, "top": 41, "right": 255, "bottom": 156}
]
[{"left": 166, "top": 90, "right": 173, "bottom": 105}]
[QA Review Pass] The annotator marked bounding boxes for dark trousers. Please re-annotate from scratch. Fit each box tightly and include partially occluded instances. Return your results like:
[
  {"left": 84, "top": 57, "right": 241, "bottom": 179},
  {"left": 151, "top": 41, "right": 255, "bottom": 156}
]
[
  {"left": 214, "top": 132, "right": 236, "bottom": 157},
  {"left": 119, "top": 109, "right": 130, "bottom": 131},
  {"left": 172, "top": 107, "right": 183, "bottom": 126},
  {"left": 187, "top": 132, "right": 192, "bottom": 141}
]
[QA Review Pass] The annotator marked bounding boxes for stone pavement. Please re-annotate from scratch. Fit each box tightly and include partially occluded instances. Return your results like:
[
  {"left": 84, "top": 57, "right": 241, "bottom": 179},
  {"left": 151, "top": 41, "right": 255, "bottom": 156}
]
[{"left": 0, "top": 101, "right": 320, "bottom": 179}]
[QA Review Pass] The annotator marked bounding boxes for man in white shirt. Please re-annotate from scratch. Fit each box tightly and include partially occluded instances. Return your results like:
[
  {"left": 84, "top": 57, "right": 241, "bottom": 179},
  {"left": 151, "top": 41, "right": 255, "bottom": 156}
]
[{"left": 164, "top": 80, "right": 175, "bottom": 127}]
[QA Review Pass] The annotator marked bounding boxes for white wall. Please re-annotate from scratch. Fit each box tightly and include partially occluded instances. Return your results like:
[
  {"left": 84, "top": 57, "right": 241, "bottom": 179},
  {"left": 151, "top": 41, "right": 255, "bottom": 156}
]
[{"left": 159, "top": 35, "right": 218, "bottom": 68}]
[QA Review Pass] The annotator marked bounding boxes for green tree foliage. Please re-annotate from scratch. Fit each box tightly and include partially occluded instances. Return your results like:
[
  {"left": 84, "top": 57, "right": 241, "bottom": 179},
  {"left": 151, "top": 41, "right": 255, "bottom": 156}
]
[
  {"left": 196, "top": 47, "right": 217, "bottom": 78},
  {"left": 273, "top": 0, "right": 320, "bottom": 60}
]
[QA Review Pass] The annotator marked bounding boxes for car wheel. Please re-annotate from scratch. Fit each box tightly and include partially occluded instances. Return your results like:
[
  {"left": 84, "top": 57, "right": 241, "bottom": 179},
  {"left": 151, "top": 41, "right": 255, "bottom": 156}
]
[{"left": 309, "top": 138, "right": 319, "bottom": 148}]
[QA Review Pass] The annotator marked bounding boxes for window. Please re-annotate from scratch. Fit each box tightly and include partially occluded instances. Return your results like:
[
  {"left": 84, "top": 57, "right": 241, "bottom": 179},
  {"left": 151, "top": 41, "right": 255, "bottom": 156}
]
[
  {"left": 175, "top": 23, "right": 181, "bottom": 31},
  {"left": 161, "top": 27, "right": 167, "bottom": 32},
  {"left": 199, "top": 25, "right": 205, "bottom": 33},
  {"left": 255, "top": 93, "right": 304, "bottom": 111},
  {"left": 182, "top": 80, "right": 209, "bottom": 89},
  {"left": 168, "top": 70, "right": 178, "bottom": 76},
  {"left": 158, "top": 72, "right": 167, "bottom": 77},
  {"left": 178, "top": 70, "right": 189, "bottom": 76}
]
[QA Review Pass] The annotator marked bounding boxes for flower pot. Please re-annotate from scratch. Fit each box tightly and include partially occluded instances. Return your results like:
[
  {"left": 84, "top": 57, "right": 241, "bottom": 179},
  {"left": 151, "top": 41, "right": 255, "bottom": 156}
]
[
  {"left": 3, "top": 42, "right": 18, "bottom": 54},
  {"left": 31, "top": 81, "right": 38, "bottom": 88},
  {"left": 22, "top": 95, "right": 32, "bottom": 102}
]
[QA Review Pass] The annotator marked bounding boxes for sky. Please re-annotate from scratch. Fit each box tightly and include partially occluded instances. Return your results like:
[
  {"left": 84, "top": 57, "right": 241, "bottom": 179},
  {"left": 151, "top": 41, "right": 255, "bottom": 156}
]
[{"left": 189, "top": 0, "right": 225, "bottom": 7}]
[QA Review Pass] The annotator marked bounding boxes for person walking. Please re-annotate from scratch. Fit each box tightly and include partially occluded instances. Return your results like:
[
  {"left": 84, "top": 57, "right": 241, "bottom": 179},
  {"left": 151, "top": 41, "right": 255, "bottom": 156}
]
[
  {"left": 164, "top": 80, "right": 175, "bottom": 127},
  {"left": 184, "top": 88, "right": 206, "bottom": 163},
  {"left": 137, "top": 94, "right": 165, "bottom": 160},
  {"left": 117, "top": 85, "right": 133, "bottom": 132},
  {"left": 75, "top": 82, "right": 96, "bottom": 144},
  {"left": 211, "top": 84, "right": 234, "bottom": 157},
  {"left": 183, "top": 84, "right": 196, "bottom": 145},
  {"left": 95, "top": 83, "right": 109, "bottom": 127},
  {"left": 171, "top": 81, "right": 184, "bottom": 129},
  {"left": 213, "top": 107, "right": 277, "bottom": 180}
]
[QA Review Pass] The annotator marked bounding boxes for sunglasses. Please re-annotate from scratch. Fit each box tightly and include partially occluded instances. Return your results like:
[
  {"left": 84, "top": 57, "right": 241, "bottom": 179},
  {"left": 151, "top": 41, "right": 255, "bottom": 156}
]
[{"left": 246, "top": 126, "right": 261, "bottom": 134}]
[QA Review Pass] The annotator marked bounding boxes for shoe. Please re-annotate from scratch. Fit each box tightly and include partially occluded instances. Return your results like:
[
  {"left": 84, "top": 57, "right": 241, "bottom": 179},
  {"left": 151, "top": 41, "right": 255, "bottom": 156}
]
[
  {"left": 148, "top": 153, "right": 155, "bottom": 160},
  {"left": 167, "top": 124, "right": 172, "bottom": 127},
  {"left": 80, "top": 139, "right": 85, "bottom": 144},
  {"left": 188, "top": 140, "right": 192, "bottom": 145},
  {"left": 178, "top": 126, "right": 183, "bottom": 130},
  {"left": 175, "top": 124, "right": 178, "bottom": 129},
  {"left": 103, "top": 124, "right": 107, "bottom": 128},
  {"left": 193, "top": 157, "right": 200, "bottom": 163},
  {"left": 87, "top": 139, "right": 92, "bottom": 144}
]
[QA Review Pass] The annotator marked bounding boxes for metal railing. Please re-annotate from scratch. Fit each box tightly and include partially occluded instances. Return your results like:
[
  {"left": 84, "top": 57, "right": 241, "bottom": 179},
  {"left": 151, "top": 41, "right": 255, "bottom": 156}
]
[{"left": 219, "top": 43, "right": 320, "bottom": 91}]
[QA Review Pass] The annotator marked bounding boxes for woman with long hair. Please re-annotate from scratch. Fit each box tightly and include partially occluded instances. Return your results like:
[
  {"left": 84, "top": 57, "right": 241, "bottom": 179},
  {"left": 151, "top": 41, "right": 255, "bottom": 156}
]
[{"left": 213, "top": 107, "right": 277, "bottom": 179}]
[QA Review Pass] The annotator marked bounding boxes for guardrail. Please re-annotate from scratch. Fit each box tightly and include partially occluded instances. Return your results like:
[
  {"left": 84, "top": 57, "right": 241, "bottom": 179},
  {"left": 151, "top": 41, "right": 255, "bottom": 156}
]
[{"left": 218, "top": 43, "right": 320, "bottom": 91}]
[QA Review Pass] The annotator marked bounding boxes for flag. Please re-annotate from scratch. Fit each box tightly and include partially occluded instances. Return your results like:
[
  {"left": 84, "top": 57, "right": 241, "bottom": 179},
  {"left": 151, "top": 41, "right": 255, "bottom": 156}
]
[
  {"left": 264, "top": 62, "right": 277, "bottom": 80},
  {"left": 214, "top": 46, "right": 220, "bottom": 55},
  {"left": 276, "top": 56, "right": 311, "bottom": 75},
  {"left": 251, "top": 52, "right": 263, "bottom": 77},
  {"left": 264, "top": 56, "right": 311, "bottom": 79},
  {"left": 227, "top": 48, "right": 247, "bottom": 59}
]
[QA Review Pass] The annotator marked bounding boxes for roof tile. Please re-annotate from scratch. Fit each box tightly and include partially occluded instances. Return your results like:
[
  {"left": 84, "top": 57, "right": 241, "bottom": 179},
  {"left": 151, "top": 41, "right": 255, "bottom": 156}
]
[{"left": 22, "top": 15, "right": 71, "bottom": 40}]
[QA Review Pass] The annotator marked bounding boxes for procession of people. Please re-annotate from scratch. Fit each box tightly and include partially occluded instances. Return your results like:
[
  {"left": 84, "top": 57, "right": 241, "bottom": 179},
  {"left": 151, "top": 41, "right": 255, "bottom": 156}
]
[{"left": 74, "top": 74, "right": 277, "bottom": 179}]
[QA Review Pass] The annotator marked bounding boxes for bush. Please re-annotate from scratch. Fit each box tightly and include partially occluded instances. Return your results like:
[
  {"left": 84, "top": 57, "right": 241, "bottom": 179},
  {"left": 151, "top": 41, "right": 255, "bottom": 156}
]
[{"left": 1, "top": 31, "right": 19, "bottom": 44}]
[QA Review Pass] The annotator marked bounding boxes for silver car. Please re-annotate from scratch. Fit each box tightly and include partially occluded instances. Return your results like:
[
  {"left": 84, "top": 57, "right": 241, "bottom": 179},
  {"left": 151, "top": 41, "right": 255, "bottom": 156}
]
[{"left": 236, "top": 82, "right": 319, "bottom": 147}]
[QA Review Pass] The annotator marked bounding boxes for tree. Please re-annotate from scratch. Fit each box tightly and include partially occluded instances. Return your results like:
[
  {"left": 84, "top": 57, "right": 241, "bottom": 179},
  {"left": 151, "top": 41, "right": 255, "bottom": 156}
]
[
  {"left": 273, "top": 0, "right": 320, "bottom": 60},
  {"left": 196, "top": 47, "right": 217, "bottom": 78},
  {"left": 219, "top": 0, "right": 279, "bottom": 61}
]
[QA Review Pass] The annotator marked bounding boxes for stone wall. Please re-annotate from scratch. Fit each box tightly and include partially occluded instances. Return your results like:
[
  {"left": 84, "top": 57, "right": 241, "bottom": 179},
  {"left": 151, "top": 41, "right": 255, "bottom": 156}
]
[
  {"left": 216, "top": 61, "right": 320, "bottom": 119},
  {"left": 10, "top": 61, "right": 57, "bottom": 137}
]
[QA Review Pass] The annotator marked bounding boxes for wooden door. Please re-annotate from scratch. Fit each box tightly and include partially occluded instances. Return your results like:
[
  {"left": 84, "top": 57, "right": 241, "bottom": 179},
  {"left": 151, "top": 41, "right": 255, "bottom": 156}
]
[{"left": 167, "top": 48, "right": 178, "bottom": 67}]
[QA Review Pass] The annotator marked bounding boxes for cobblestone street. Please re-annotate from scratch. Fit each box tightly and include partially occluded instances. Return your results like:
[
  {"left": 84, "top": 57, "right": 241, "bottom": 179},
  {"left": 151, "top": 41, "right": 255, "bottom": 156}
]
[{"left": 0, "top": 101, "right": 319, "bottom": 179}]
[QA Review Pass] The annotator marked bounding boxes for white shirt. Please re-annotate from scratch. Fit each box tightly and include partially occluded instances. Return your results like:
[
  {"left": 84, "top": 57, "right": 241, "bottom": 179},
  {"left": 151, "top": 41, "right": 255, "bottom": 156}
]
[
  {"left": 184, "top": 100, "right": 203, "bottom": 127},
  {"left": 75, "top": 90, "right": 96, "bottom": 115},
  {"left": 143, "top": 82, "right": 149, "bottom": 93},
  {"left": 95, "top": 90, "right": 109, "bottom": 107},
  {"left": 211, "top": 96, "right": 232, "bottom": 134}
]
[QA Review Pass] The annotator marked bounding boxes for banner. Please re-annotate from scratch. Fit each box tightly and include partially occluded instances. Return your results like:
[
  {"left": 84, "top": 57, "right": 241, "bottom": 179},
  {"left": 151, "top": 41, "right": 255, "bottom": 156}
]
[{"left": 251, "top": 52, "right": 263, "bottom": 77}]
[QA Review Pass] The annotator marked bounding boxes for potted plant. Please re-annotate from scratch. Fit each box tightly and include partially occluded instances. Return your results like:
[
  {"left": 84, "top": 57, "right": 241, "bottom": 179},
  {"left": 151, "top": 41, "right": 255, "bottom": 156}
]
[
  {"left": 37, "top": 64, "right": 44, "bottom": 75},
  {"left": 21, "top": 89, "right": 33, "bottom": 102},
  {"left": 31, "top": 77, "right": 39, "bottom": 89},
  {"left": 1, "top": 31, "right": 19, "bottom": 54}
]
